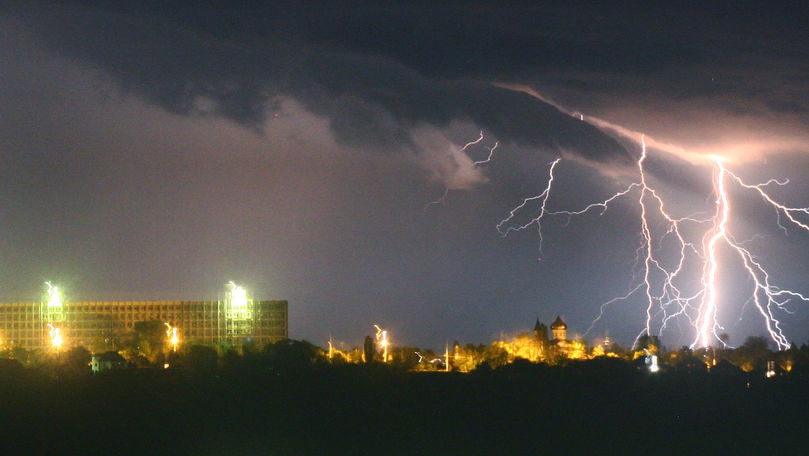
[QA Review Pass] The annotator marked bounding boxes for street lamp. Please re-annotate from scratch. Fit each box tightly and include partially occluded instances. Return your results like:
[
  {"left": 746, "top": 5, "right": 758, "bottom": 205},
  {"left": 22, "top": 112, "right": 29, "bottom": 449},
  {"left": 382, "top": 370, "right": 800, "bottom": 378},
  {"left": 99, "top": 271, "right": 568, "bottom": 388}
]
[
  {"left": 48, "top": 324, "right": 62, "bottom": 353},
  {"left": 374, "top": 325, "right": 389, "bottom": 363},
  {"left": 165, "top": 322, "right": 179, "bottom": 352}
]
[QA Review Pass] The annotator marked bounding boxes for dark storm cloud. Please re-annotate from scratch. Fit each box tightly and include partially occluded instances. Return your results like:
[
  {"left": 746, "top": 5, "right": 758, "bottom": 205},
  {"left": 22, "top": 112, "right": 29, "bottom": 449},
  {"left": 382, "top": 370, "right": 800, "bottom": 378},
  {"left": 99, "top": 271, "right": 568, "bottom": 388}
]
[
  {"left": 297, "top": 1, "right": 809, "bottom": 118},
  {"left": 15, "top": 0, "right": 633, "bottom": 166}
]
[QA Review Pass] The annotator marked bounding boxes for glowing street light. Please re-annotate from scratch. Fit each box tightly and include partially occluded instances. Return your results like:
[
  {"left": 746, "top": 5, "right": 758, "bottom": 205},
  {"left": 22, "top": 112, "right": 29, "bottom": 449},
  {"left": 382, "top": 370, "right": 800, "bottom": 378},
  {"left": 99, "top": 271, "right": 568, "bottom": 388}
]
[
  {"left": 45, "top": 282, "right": 62, "bottom": 308},
  {"left": 48, "top": 324, "right": 63, "bottom": 352},
  {"left": 644, "top": 349, "right": 660, "bottom": 373},
  {"left": 165, "top": 322, "right": 179, "bottom": 352},
  {"left": 227, "top": 281, "right": 250, "bottom": 322},
  {"left": 766, "top": 360, "right": 776, "bottom": 378},
  {"left": 228, "top": 281, "right": 248, "bottom": 308},
  {"left": 44, "top": 281, "right": 66, "bottom": 323},
  {"left": 374, "top": 325, "right": 389, "bottom": 363}
]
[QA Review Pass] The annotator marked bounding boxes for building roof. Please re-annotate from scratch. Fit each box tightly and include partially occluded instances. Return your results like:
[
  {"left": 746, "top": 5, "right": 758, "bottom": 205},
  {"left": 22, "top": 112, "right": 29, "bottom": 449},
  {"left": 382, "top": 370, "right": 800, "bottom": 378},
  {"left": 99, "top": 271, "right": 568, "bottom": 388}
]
[
  {"left": 93, "top": 351, "right": 126, "bottom": 363},
  {"left": 551, "top": 315, "right": 567, "bottom": 329},
  {"left": 534, "top": 318, "right": 544, "bottom": 332}
]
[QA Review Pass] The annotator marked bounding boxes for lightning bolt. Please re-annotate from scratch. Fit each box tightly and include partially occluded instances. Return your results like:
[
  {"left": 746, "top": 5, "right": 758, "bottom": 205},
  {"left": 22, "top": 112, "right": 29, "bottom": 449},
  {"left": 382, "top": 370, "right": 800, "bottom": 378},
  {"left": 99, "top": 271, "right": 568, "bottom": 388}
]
[
  {"left": 414, "top": 351, "right": 442, "bottom": 364},
  {"left": 692, "top": 158, "right": 809, "bottom": 349},
  {"left": 425, "top": 131, "right": 499, "bottom": 211},
  {"left": 497, "top": 134, "right": 809, "bottom": 350},
  {"left": 495, "top": 158, "right": 562, "bottom": 252},
  {"left": 472, "top": 140, "right": 499, "bottom": 166},
  {"left": 424, "top": 188, "right": 449, "bottom": 211}
]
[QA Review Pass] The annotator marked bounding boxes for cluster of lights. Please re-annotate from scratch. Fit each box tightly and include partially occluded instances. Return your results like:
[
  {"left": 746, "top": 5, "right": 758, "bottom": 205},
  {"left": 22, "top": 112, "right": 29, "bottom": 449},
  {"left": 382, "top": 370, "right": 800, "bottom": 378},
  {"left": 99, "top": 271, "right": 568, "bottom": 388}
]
[{"left": 1, "top": 279, "right": 269, "bottom": 356}]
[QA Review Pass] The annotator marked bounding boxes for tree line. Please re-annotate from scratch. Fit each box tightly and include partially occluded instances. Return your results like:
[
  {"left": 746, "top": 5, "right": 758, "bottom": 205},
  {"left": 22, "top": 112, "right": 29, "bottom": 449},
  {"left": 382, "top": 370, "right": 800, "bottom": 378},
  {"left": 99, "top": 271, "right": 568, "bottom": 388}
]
[{"left": 3, "top": 318, "right": 809, "bottom": 378}]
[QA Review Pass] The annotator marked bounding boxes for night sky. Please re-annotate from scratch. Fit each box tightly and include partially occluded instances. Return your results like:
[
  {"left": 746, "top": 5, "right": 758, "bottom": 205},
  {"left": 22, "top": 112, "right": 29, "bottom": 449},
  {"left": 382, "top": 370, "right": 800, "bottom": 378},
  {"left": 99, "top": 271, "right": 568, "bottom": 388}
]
[{"left": 3, "top": 1, "right": 809, "bottom": 349}]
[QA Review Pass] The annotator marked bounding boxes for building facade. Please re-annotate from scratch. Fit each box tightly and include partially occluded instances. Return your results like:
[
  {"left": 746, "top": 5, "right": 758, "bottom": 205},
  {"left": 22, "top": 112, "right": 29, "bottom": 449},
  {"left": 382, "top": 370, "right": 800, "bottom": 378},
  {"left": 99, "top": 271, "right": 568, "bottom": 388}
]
[{"left": 0, "top": 299, "right": 288, "bottom": 351}]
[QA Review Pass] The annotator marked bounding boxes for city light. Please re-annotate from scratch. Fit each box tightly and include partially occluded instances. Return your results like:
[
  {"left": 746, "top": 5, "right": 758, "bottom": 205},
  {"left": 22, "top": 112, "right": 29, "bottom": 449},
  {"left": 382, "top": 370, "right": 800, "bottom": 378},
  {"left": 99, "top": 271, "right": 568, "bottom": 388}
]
[
  {"left": 766, "top": 360, "right": 776, "bottom": 378},
  {"left": 374, "top": 324, "right": 389, "bottom": 363},
  {"left": 165, "top": 322, "right": 179, "bottom": 352},
  {"left": 45, "top": 282, "right": 62, "bottom": 308},
  {"left": 644, "top": 349, "right": 660, "bottom": 373},
  {"left": 227, "top": 281, "right": 250, "bottom": 322},
  {"left": 48, "top": 324, "right": 62, "bottom": 352},
  {"left": 228, "top": 281, "right": 248, "bottom": 307},
  {"left": 45, "top": 282, "right": 65, "bottom": 322}
]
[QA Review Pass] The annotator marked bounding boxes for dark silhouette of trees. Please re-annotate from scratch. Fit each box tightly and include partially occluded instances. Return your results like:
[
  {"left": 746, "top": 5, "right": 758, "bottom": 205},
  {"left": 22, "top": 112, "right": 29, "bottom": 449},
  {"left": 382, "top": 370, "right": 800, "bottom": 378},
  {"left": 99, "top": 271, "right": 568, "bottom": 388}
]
[
  {"left": 388, "top": 346, "right": 420, "bottom": 370},
  {"left": 182, "top": 345, "right": 219, "bottom": 373},
  {"left": 481, "top": 344, "right": 509, "bottom": 368},
  {"left": 731, "top": 336, "right": 772, "bottom": 372},
  {"left": 129, "top": 320, "right": 169, "bottom": 363},
  {"left": 263, "top": 339, "right": 325, "bottom": 370},
  {"left": 363, "top": 335, "right": 375, "bottom": 363},
  {"left": 534, "top": 319, "right": 549, "bottom": 353},
  {"left": 635, "top": 333, "right": 661, "bottom": 354},
  {"left": 64, "top": 346, "right": 91, "bottom": 374}
]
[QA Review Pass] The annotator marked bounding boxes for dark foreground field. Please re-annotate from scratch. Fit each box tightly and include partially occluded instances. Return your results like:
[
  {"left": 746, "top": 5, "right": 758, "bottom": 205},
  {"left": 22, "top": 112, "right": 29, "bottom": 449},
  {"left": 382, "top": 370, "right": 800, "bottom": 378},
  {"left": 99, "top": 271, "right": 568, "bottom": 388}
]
[{"left": 1, "top": 360, "right": 807, "bottom": 455}]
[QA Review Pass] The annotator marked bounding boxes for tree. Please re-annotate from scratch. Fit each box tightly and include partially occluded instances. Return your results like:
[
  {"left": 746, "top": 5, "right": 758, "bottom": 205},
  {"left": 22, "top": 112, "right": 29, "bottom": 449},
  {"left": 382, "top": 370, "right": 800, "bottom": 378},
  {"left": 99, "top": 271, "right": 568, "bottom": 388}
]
[
  {"left": 388, "top": 346, "right": 420, "bottom": 370},
  {"left": 64, "top": 346, "right": 91, "bottom": 374},
  {"left": 264, "top": 339, "right": 324, "bottom": 369},
  {"left": 481, "top": 344, "right": 509, "bottom": 368},
  {"left": 534, "top": 320, "right": 549, "bottom": 353},
  {"left": 452, "top": 343, "right": 485, "bottom": 372},
  {"left": 8, "top": 347, "right": 30, "bottom": 365},
  {"left": 363, "top": 335, "right": 375, "bottom": 363},
  {"left": 635, "top": 333, "right": 661, "bottom": 355},
  {"left": 183, "top": 345, "right": 219, "bottom": 374},
  {"left": 132, "top": 320, "right": 169, "bottom": 363},
  {"left": 88, "top": 321, "right": 129, "bottom": 353},
  {"left": 731, "top": 336, "right": 772, "bottom": 372}
]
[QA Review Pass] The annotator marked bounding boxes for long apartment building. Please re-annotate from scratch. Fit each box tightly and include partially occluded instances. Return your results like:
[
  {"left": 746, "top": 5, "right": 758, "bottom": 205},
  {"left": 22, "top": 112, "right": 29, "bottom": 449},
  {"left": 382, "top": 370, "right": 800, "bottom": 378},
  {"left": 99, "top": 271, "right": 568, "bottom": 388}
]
[{"left": 0, "top": 286, "right": 287, "bottom": 351}]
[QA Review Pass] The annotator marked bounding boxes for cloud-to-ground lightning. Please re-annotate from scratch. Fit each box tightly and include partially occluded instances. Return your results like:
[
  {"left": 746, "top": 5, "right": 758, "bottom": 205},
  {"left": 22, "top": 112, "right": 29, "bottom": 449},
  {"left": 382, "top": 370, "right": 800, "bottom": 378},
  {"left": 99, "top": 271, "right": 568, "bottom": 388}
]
[
  {"left": 692, "top": 158, "right": 809, "bottom": 349},
  {"left": 497, "top": 134, "right": 809, "bottom": 350}
]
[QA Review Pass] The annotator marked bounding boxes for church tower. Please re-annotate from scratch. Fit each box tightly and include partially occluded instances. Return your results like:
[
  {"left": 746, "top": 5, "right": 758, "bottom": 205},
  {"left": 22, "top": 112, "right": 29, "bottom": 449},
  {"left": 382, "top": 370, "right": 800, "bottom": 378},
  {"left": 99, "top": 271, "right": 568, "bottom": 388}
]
[{"left": 551, "top": 316, "right": 567, "bottom": 342}]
